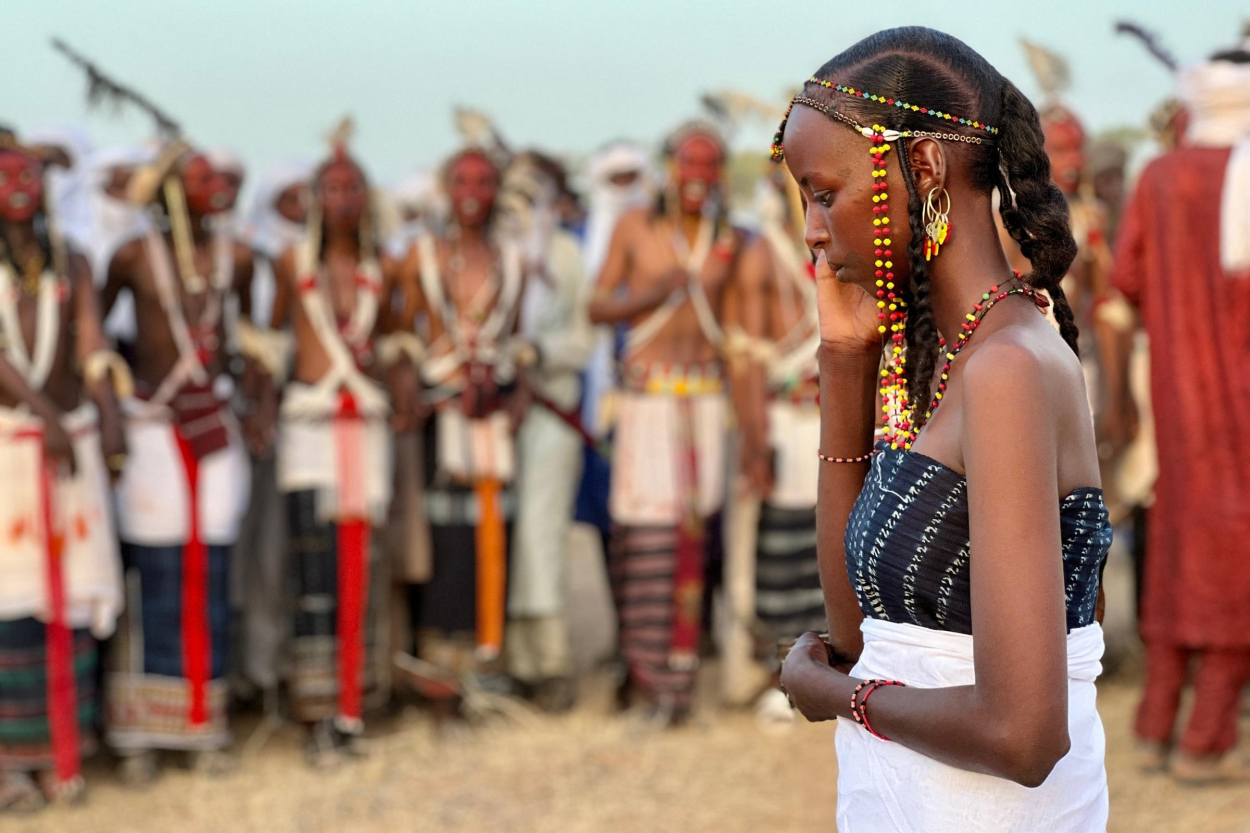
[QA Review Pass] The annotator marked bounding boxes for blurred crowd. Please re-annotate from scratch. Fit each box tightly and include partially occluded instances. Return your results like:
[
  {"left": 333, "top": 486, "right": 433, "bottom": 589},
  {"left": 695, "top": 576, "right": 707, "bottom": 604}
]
[{"left": 1, "top": 25, "right": 1249, "bottom": 812}]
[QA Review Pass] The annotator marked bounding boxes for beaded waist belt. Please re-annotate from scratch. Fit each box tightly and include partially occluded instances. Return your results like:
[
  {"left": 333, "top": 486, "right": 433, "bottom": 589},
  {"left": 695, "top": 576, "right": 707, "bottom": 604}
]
[
  {"left": 769, "top": 376, "right": 820, "bottom": 406},
  {"left": 620, "top": 362, "right": 723, "bottom": 396}
]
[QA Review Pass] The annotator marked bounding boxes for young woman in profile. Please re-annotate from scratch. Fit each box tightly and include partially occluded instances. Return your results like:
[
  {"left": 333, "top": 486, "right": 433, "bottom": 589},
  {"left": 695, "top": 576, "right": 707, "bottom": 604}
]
[{"left": 775, "top": 27, "right": 1112, "bottom": 831}]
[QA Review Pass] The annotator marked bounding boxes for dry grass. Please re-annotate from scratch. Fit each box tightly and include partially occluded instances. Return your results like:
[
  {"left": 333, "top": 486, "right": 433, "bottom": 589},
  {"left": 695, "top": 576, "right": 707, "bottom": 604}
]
[{"left": 12, "top": 673, "right": 1250, "bottom": 833}]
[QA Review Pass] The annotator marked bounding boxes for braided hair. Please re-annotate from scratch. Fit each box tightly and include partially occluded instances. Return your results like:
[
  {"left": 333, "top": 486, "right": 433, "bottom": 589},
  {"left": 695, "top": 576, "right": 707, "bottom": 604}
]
[{"left": 799, "top": 27, "right": 1080, "bottom": 417}]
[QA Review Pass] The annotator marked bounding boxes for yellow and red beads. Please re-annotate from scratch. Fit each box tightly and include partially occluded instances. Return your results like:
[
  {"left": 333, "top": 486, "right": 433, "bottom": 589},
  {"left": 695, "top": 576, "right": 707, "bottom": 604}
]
[
  {"left": 863, "top": 123, "right": 913, "bottom": 451},
  {"left": 808, "top": 78, "right": 1000, "bottom": 136},
  {"left": 885, "top": 272, "right": 1044, "bottom": 446}
]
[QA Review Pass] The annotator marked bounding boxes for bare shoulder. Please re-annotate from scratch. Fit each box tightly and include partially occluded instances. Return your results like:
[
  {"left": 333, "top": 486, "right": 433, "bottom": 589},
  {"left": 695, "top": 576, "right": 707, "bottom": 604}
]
[
  {"left": 273, "top": 245, "right": 298, "bottom": 282},
  {"left": 232, "top": 241, "right": 255, "bottom": 269},
  {"left": 737, "top": 233, "right": 773, "bottom": 287},
  {"left": 615, "top": 207, "right": 650, "bottom": 238},
  {"left": 961, "top": 312, "right": 1083, "bottom": 426},
  {"left": 110, "top": 238, "right": 146, "bottom": 274}
]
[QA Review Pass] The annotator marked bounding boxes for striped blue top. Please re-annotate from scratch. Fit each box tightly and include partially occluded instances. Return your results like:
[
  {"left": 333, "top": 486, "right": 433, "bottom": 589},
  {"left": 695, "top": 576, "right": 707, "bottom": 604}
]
[{"left": 844, "top": 443, "right": 1112, "bottom": 634}]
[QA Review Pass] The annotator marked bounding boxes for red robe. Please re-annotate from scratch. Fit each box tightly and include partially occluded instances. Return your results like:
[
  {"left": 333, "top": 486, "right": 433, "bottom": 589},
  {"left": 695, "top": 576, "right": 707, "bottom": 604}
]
[{"left": 1113, "top": 146, "right": 1250, "bottom": 648}]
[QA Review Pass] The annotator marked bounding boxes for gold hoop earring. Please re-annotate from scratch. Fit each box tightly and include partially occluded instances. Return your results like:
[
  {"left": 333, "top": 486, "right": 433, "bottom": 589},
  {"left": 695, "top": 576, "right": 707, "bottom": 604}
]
[{"left": 923, "top": 187, "right": 952, "bottom": 261}]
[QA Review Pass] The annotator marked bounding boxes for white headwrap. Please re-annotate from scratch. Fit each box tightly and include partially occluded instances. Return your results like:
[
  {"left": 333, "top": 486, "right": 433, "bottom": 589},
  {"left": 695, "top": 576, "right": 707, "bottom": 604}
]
[
  {"left": 583, "top": 141, "right": 653, "bottom": 278},
  {"left": 83, "top": 145, "right": 158, "bottom": 341},
  {"left": 1178, "top": 40, "right": 1250, "bottom": 275},
  {"left": 206, "top": 147, "right": 246, "bottom": 181},
  {"left": 385, "top": 170, "right": 446, "bottom": 258},
  {"left": 239, "top": 160, "right": 311, "bottom": 326},
  {"left": 580, "top": 141, "right": 654, "bottom": 434},
  {"left": 22, "top": 124, "right": 95, "bottom": 253},
  {"left": 241, "top": 160, "right": 311, "bottom": 261}
]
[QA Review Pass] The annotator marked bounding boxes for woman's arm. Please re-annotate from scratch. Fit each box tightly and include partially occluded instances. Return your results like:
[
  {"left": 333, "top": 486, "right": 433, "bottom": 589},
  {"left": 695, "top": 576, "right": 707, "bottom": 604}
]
[
  {"left": 813, "top": 342, "right": 878, "bottom": 663},
  {"left": 784, "top": 339, "right": 1072, "bottom": 787},
  {"left": 804, "top": 251, "right": 884, "bottom": 662}
]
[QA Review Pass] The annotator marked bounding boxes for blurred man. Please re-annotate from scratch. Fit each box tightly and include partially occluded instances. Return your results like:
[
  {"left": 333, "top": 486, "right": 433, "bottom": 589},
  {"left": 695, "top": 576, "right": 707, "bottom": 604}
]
[
  {"left": 102, "top": 145, "right": 255, "bottom": 783},
  {"left": 1088, "top": 140, "right": 1129, "bottom": 245},
  {"left": 724, "top": 167, "right": 824, "bottom": 726},
  {"left": 1039, "top": 103, "right": 1114, "bottom": 333},
  {"left": 395, "top": 148, "right": 528, "bottom": 702},
  {"left": 264, "top": 140, "right": 400, "bottom": 764},
  {"left": 588, "top": 123, "right": 742, "bottom": 725},
  {"left": 207, "top": 148, "right": 245, "bottom": 215},
  {"left": 230, "top": 160, "right": 310, "bottom": 703},
  {"left": 500, "top": 152, "right": 593, "bottom": 711},
  {"left": 576, "top": 143, "right": 653, "bottom": 555},
  {"left": 0, "top": 139, "right": 125, "bottom": 810},
  {"left": 1114, "top": 34, "right": 1250, "bottom": 784}
]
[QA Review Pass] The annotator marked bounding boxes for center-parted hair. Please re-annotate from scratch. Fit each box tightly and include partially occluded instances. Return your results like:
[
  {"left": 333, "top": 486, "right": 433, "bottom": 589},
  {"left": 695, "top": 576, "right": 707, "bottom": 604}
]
[{"left": 798, "top": 27, "right": 1079, "bottom": 419}]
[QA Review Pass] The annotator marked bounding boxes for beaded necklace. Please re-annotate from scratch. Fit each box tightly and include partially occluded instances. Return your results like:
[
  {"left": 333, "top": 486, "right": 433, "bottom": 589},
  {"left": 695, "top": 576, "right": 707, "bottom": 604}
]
[{"left": 882, "top": 273, "right": 1048, "bottom": 449}]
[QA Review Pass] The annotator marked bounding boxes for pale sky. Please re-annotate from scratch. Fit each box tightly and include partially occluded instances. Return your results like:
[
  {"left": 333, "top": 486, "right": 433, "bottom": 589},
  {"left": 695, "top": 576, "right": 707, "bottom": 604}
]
[{"left": 4, "top": 0, "right": 1243, "bottom": 187}]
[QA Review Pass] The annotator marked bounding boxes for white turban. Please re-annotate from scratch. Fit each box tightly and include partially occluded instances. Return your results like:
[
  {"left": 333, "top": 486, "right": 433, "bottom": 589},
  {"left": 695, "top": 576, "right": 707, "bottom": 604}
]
[
  {"left": 580, "top": 141, "right": 654, "bottom": 435},
  {"left": 1179, "top": 41, "right": 1250, "bottom": 275},
  {"left": 241, "top": 160, "right": 311, "bottom": 261},
  {"left": 206, "top": 146, "right": 246, "bottom": 181},
  {"left": 239, "top": 160, "right": 311, "bottom": 326},
  {"left": 81, "top": 145, "right": 158, "bottom": 341},
  {"left": 23, "top": 124, "right": 95, "bottom": 254},
  {"left": 385, "top": 170, "right": 446, "bottom": 258},
  {"left": 583, "top": 141, "right": 654, "bottom": 278}
]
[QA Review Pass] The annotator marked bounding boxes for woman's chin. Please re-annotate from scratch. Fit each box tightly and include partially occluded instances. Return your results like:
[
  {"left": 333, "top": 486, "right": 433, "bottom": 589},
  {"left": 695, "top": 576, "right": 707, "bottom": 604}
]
[{"left": 833, "top": 267, "right": 863, "bottom": 287}]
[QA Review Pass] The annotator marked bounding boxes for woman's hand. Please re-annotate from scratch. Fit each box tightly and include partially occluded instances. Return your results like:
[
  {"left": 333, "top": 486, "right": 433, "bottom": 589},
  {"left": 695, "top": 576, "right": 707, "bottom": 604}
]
[
  {"left": 779, "top": 631, "right": 843, "bottom": 723},
  {"left": 814, "top": 251, "right": 883, "bottom": 352}
]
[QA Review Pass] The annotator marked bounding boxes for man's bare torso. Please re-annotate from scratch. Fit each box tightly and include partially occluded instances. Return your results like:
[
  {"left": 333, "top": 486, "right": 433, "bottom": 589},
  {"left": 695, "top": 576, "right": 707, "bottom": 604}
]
[
  {"left": 0, "top": 261, "right": 83, "bottom": 412},
  {"left": 108, "top": 234, "right": 242, "bottom": 394},
  {"left": 617, "top": 210, "right": 734, "bottom": 368}
]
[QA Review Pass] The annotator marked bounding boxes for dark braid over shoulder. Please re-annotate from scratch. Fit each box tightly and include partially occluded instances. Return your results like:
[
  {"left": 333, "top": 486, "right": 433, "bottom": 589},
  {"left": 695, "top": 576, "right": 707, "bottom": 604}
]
[
  {"left": 995, "top": 81, "right": 1080, "bottom": 356},
  {"left": 896, "top": 147, "right": 939, "bottom": 418}
]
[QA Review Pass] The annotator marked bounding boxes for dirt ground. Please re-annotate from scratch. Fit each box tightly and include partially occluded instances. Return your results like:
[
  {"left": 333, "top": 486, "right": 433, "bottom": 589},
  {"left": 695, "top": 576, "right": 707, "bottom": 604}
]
[{"left": 11, "top": 671, "right": 1249, "bottom": 833}]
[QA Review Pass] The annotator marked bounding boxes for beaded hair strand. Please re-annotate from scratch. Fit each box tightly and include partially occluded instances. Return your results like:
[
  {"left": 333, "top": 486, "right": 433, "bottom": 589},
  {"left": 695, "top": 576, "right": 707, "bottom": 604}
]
[{"left": 771, "top": 83, "right": 996, "bottom": 447}]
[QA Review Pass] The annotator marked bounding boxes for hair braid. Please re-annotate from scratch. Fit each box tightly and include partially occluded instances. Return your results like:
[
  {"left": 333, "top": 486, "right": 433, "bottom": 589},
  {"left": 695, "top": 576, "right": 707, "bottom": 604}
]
[
  {"left": 896, "top": 141, "right": 940, "bottom": 421},
  {"left": 996, "top": 81, "right": 1081, "bottom": 356}
]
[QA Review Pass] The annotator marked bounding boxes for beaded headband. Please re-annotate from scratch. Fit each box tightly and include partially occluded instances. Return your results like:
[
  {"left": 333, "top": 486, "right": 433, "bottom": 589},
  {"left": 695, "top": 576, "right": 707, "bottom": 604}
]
[{"left": 809, "top": 78, "right": 1000, "bottom": 135}]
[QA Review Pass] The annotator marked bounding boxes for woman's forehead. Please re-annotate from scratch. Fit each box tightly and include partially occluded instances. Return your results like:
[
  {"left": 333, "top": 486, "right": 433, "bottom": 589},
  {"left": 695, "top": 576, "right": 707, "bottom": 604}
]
[{"left": 782, "top": 107, "right": 858, "bottom": 175}]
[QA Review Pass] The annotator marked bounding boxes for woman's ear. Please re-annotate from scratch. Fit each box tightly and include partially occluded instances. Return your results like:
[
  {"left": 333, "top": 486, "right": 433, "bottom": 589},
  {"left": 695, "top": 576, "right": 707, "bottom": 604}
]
[{"left": 908, "top": 137, "right": 947, "bottom": 198}]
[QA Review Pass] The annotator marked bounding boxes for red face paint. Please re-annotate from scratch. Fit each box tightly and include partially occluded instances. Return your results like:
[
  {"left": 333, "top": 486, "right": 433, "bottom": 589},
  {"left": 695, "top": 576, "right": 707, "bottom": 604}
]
[
  {"left": 219, "top": 171, "right": 243, "bottom": 213},
  {"left": 673, "top": 134, "right": 724, "bottom": 214},
  {"left": 0, "top": 152, "right": 44, "bottom": 224},
  {"left": 180, "top": 155, "right": 230, "bottom": 216},
  {"left": 317, "top": 159, "right": 367, "bottom": 234},
  {"left": 447, "top": 152, "right": 499, "bottom": 229},
  {"left": 1043, "top": 118, "right": 1086, "bottom": 197}
]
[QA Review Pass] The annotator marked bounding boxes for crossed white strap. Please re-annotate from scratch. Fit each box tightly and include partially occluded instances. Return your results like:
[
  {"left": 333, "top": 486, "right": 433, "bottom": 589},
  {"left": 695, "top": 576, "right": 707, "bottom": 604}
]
[
  {"left": 624, "top": 212, "right": 722, "bottom": 357},
  {"left": 415, "top": 231, "right": 524, "bottom": 389},
  {"left": 292, "top": 238, "right": 386, "bottom": 411},
  {"left": 138, "top": 230, "right": 233, "bottom": 411},
  {"left": 0, "top": 263, "right": 61, "bottom": 391}
]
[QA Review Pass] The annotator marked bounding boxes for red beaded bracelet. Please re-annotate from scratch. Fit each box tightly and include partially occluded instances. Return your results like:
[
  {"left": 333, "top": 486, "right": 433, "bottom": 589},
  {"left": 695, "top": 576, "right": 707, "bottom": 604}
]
[
  {"left": 859, "top": 679, "right": 906, "bottom": 741},
  {"left": 818, "top": 450, "right": 876, "bottom": 464}
]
